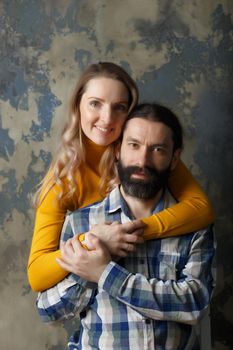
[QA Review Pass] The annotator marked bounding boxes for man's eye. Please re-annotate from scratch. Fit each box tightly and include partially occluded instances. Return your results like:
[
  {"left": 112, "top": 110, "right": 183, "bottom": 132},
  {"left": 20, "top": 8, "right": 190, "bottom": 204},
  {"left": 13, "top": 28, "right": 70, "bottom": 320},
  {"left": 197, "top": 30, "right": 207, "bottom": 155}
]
[
  {"left": 128, "top": 143, "right": 139, "bottom": 149},
  {"left": 153, "top": 147, "right": 164, "bottom": 153}
]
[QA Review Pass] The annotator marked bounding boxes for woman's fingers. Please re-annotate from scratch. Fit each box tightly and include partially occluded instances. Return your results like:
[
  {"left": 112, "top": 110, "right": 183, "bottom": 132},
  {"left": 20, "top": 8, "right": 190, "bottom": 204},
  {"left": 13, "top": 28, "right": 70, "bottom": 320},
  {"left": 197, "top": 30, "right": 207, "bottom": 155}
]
[
  {"left": 59, "top": 220, "right": 145, "bottom": 261},
  {"left": 116, "top": 250, "right": 129, "bottom": 258},
  {"left": 123, "top": 233, "right": 144, "bottom": 244},
  {"left": 110, "top": 221, "right": 119, "bottom": 226},
  {"left": 90, "top": 221, "right": 114, "bottom": 231},
  {"left": 121, "top": 220, "right": 145, "bottom": 234},
  {"left": 132, "top": 228, "right": 145, "bottom": 236},
  {"left": 122, "top": 243, "right": 136, "bottom": 252}
]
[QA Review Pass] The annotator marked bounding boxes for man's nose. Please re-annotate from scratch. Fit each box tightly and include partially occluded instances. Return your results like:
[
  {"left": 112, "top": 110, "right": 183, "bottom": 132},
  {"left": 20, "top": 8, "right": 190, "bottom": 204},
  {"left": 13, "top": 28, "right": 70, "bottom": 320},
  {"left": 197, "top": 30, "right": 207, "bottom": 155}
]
[{"left": 136, "top": 148, "right": 150, "bottom": 167}]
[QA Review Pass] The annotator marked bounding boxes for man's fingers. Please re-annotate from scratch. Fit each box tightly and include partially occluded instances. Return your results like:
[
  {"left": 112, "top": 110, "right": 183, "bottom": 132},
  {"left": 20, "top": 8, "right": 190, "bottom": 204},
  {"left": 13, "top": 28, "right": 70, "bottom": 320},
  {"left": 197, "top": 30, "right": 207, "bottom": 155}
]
[
  {"left": 88, "top": 233, "right": 103, "bottom": 250},
  {"left": 60, "top": 241, "right": 71, "bottom": 259},
  {"left": 56, "top": 257, "right": 74, "bottom": 272},
  {"left": 62, "top": 238, "right": 75, "bottom": 256},
  {"left": 60, "top": 237, "right": 86, "bottom": 266},
  {"left": 70, "top": 235, "right": 83, "bottom": 252}
]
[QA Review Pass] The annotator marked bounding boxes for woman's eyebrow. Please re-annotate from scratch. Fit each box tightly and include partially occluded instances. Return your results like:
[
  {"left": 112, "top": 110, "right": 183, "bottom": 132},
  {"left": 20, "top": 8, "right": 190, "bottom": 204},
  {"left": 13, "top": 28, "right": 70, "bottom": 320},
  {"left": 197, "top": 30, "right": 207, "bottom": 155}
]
[
  {"left": 87, "top": 97, "right": 103, "bottom": 101},
  {"left": 87, "top": 97, "right": 128, "bottom": 104}
]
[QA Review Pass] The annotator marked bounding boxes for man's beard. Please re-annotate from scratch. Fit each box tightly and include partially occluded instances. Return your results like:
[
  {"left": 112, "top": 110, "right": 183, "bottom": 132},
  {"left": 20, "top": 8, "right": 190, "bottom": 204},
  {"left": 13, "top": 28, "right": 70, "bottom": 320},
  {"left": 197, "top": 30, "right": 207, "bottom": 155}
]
[{"left": 117, "top": 159, "right": 171, "bottom": 199}]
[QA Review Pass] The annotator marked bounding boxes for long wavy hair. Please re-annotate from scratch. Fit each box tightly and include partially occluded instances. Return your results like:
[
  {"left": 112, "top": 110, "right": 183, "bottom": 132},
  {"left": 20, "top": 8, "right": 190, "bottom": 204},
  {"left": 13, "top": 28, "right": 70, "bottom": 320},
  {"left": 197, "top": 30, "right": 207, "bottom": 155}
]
[{"left": 34, "top": 62, "right": 138, "bottom": 208}]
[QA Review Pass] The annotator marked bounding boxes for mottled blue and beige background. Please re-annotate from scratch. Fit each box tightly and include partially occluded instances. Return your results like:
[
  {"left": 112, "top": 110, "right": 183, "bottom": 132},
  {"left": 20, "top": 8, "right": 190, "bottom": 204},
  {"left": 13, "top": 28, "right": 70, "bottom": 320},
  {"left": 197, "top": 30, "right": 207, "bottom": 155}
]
[{"left": 0, "top": 1, "right": 232, "bottom": 349}]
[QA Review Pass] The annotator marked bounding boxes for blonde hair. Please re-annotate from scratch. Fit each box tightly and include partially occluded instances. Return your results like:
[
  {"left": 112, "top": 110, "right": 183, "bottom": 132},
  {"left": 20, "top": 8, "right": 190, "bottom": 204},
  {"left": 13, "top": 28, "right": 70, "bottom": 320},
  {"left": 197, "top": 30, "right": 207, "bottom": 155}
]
[{"left": 34, "top": 62, "right": 138, "bottom": 208}]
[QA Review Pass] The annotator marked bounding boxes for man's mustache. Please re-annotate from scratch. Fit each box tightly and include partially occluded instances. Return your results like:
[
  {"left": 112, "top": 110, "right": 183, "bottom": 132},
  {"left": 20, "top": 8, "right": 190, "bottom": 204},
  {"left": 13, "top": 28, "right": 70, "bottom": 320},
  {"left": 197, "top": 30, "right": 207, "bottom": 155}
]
[{"left": 124, "top": 166, "right": 158, "bottom": 178}]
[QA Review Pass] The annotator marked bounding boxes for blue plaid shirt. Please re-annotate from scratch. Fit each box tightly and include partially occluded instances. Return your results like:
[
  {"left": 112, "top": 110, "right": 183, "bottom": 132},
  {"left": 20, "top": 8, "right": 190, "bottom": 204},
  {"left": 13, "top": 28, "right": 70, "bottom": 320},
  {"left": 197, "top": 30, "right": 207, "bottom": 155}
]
[{"left": 37, "top": 186, "right": 215, "bottom": 350}]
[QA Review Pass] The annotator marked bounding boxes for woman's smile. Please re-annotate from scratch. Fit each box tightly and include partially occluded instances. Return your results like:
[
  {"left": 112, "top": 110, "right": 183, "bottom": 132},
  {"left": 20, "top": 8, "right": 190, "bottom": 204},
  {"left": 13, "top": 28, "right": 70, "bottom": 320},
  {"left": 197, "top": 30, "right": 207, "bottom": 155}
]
[{"left": 79, "top": 77, "right": 129, "bottom": 146}]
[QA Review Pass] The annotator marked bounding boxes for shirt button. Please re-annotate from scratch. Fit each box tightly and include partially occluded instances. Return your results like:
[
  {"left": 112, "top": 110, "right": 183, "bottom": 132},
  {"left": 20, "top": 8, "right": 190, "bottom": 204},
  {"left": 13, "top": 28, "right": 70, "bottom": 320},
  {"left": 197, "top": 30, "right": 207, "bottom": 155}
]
[{"left": 140, "top": 259, "right": 145, "bottom": 264}]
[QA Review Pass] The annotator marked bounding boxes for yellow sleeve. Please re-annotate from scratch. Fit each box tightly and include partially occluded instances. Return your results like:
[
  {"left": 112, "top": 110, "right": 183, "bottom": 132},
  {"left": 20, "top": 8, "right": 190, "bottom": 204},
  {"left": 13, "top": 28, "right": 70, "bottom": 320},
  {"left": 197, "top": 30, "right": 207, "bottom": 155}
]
[
  {"left": 27, "top": 183, "right": 72, "bottom": 292},
  {"left": 27, "top": 164, "right": 104, "bottom": 292},
  {"left": 142, "top": 160, "right": 215, "bottom": 239}
]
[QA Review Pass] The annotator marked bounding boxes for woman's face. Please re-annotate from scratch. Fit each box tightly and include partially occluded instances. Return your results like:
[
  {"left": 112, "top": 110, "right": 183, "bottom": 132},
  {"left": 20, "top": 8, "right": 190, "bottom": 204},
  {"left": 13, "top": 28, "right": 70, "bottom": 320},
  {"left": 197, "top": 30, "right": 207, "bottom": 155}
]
[{"left": 79, "top": 77, "right": 129, "bottom": 146}]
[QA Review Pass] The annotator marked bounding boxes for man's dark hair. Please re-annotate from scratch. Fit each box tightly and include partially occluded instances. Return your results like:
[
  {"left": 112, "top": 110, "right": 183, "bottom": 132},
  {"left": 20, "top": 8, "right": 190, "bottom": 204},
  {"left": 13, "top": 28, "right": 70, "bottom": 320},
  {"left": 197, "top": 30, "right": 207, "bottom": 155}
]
[{"left": 127, "top": 103, "right": 183, "bottom": 151}]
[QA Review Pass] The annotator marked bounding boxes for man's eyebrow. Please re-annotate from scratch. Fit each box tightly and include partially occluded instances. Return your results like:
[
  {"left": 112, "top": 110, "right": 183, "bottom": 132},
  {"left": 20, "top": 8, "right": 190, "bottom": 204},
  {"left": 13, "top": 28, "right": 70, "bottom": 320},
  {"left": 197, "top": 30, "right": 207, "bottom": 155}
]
[
  {"left": 125, "top": 137, "right": 140, "bottom": 143},
  {"left": 151, "top": 143, "right": 168, "bottom": 148},
  {"left": 125, "top": 137, "right": 168, "bottom": 147}
]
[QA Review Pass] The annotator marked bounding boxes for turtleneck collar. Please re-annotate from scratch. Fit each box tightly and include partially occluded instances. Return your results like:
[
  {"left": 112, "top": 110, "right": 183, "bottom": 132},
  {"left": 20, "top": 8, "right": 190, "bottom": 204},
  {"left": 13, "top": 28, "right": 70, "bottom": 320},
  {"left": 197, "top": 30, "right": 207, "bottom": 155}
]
[{"left": 82, "top": 133, "right": 108, "bottom": 164}]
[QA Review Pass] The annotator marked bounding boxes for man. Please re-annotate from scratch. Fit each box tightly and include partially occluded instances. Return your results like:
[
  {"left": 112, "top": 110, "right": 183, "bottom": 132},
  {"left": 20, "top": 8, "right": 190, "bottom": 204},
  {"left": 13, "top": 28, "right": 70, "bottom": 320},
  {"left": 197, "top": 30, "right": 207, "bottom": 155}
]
[{"left": 37, "top": 103, "right": 215, "bottom": 350}]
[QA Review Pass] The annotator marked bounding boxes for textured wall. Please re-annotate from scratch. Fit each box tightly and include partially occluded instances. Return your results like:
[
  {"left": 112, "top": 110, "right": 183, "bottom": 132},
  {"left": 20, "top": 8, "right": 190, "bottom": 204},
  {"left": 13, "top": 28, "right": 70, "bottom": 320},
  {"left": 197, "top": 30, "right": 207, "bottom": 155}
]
[{"left": 0, "top": 1, "right": 232, "bottom": 349}]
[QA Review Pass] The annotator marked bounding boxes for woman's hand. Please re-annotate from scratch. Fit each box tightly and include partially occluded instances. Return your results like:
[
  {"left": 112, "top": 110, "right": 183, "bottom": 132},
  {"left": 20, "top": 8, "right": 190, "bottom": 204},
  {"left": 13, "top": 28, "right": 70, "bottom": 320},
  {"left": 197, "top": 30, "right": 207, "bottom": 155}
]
[{"left": 85, "top": 220, "right": 145, "bottom": 257}]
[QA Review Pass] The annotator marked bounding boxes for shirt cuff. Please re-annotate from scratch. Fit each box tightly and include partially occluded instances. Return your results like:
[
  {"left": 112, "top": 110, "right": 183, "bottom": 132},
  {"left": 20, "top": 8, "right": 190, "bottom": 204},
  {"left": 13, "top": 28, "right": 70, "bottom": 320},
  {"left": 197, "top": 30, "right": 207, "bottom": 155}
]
[
  {"left": 98, "top": 261, "right": 131, "bottom": 297},
  {"left": 71, "top": 273, "right": 97, "bottom": 290}
]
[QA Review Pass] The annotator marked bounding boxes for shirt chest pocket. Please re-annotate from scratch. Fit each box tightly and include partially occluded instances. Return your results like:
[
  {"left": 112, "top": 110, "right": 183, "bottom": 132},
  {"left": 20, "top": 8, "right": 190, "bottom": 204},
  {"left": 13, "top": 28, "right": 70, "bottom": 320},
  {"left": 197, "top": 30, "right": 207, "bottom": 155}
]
[{"left": 157, "top": 252, "right": 182, "bottom": 280}]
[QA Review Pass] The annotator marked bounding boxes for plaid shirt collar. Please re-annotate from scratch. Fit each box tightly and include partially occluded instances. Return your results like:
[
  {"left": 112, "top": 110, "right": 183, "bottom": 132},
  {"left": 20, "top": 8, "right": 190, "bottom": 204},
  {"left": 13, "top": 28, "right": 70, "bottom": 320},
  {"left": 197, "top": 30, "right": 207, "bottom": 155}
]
[{"left": 107, "top": 185, "right": 166, "bottom": 218}]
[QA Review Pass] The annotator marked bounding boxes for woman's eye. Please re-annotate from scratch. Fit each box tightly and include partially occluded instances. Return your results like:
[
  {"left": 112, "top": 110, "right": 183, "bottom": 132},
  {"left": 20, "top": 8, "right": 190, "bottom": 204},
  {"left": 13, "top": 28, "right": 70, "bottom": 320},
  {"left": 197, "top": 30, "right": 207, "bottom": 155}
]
[
  {"left": 90, "top": 100, "right": 99, "bottom": 108},
  {"left": 114, "top": 104, "right": 127, "bottom": 112}
]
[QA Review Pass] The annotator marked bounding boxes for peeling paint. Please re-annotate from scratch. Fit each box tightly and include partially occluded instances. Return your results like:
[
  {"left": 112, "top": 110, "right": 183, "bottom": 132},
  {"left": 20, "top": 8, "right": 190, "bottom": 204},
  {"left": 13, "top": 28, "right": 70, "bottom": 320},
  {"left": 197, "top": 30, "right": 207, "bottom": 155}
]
[
  {"left": 0, "top": 1, "right": 232, "bottom": 349},
  {"left": 0, "top": 128, "right": 15, "bottom": 161}
]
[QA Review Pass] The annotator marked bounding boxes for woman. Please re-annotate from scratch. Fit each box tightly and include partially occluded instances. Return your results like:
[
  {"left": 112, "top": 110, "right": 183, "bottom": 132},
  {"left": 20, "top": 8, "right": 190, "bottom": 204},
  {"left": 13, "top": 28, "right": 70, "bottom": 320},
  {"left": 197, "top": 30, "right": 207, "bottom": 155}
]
[{"left": 28, "top": 62, "right": 214, "bottom": 292}]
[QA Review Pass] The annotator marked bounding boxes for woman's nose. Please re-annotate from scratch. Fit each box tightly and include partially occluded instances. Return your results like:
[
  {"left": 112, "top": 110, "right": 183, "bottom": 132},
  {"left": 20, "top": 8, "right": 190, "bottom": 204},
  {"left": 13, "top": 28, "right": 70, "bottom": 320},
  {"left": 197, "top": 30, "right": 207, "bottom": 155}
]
[{"left": 100, "top": 106, "right": 114, "bottom": 124}]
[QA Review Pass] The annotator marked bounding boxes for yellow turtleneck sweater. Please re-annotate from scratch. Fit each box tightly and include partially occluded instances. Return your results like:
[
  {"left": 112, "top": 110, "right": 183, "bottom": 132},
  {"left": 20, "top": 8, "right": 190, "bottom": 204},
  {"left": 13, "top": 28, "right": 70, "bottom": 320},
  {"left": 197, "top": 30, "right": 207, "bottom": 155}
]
[{"left": 28, "top": 137, "right": 214, "bottom": 292}]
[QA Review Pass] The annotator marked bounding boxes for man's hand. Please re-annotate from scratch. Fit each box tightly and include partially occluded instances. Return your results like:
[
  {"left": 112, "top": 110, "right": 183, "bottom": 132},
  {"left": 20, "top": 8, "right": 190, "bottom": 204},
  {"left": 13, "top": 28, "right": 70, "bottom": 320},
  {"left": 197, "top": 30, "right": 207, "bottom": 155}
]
[
  {"left": 86, "top": 220, "right": 145, "bottom": 257},
  {"left": 56, "top": 234, "right": 111, "bottom": 283}
]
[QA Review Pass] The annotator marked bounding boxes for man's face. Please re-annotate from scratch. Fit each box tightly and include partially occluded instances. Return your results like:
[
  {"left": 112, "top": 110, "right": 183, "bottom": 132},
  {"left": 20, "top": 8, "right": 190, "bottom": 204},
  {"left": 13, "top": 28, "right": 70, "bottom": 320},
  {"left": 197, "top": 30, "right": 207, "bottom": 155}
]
[{"left": 116, "top": 117, "right": 181, "bottom": 199}]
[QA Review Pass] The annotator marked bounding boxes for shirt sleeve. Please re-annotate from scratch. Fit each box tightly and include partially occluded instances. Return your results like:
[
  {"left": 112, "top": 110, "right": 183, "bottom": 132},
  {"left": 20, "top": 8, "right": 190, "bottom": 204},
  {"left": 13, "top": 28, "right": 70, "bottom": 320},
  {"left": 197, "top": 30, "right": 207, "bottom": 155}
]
[
  {"left": 98, "top": 226, "right": 216, "bottom": 325},
  {"left": 142, "top": 160, "right": 215, "bottom": 239},
  {"left": 36, "top": 218, "right": 97, "bottom": 323},
  {"left": 37, "top": 274, "right": 97, "bottom": 323}
]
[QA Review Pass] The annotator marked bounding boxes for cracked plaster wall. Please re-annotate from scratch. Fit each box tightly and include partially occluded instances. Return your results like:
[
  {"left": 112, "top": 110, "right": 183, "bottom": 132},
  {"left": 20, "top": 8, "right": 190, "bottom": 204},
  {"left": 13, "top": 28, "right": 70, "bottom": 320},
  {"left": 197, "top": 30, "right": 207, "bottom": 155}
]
[{"left": 0, "top": 1, "right": 232, "bottom": 349}]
